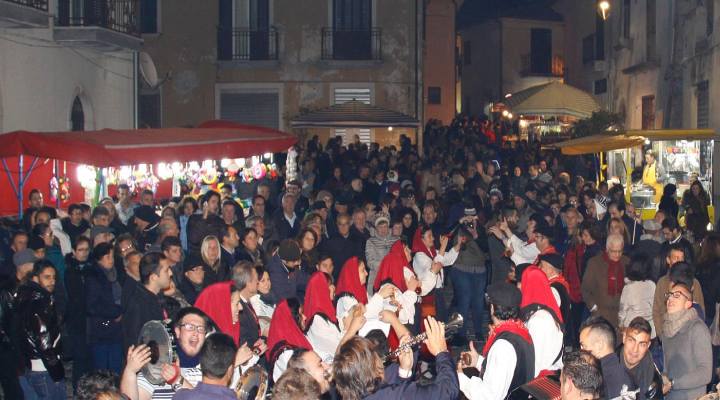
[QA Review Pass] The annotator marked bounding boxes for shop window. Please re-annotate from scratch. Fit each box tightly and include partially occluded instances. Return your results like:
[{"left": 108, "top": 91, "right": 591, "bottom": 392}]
[{"left": 428, "top": 87, "right": 441, "bottom": 105}]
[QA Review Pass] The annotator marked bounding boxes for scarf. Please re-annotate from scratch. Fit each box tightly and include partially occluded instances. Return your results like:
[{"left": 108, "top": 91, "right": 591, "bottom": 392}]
[
  {"left": 266, "top": 300, "right": 312, "bottom": 361},
  {"left": 412, "top": 227, "right": 436, "bottom": 260},
  {"left": 549, "top": 274, "right": 571, "bottom": 295},
  {"left": 663, "top": 308, "right": 698, "bottom": 338},
  {"left": 483, "top": 319, "right": 532, "bottom": 357},
  {"left": 520, "top": 266, "right": 563, "bottom": 323},
  {"left": 303, "top": 272, "right": 338, "bottom": 324},
  {"left": 177, "top": 347, "right": 200, "bottom": 368},
  {"left": 194, "top": 281, "right": 239, "bottom": 345},
  {"left": 373, "top": 241, "right": 409, "bottom": 292},
  {"left": 603, "top": 252, "right": 625, "bottom": 296},
  {"left": 336, "top": 257, "right": 368, "bottom": 305}
]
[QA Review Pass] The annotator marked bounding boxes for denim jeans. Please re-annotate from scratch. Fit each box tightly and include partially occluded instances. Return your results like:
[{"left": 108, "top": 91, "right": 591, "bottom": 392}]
[
  {"left": 91, "top": 343, "right": 123, "bottom": 374},
  {"left": 450, "top": 268, "right": 488, "bottom": 339},
  {"left": 19, "top": 371, "right": 66, "bottom": 400}
]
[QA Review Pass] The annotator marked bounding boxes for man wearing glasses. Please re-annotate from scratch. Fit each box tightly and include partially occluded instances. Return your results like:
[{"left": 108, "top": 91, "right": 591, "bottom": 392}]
[
  {"left": 659, "top": 282, "right": 712, "bottom": 400},
  {"left": 120, "top": 307, "right": 210, "bottom": 399}
]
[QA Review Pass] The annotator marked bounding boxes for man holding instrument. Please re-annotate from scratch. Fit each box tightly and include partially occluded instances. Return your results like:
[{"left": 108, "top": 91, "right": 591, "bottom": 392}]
[{"left": 457, "top": 281, "right": 535, "bottom": 400}]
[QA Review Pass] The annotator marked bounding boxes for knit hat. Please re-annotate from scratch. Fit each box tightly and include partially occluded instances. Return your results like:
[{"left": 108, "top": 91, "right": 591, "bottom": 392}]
[
  {"left": 486, "top": 282, "right": 522, "bottom": 308},
  {"left": 278, "top": 239, "right": 301, "bottom": 262},
  {"left": 374, "top": 216, "right": 390, "bottom": 227},
  {"left": 134, "top": 205, "right": 160, "bottom": 224},
  {"left": 183, "top": 254, "right": 205, "bottom": 273},
  {"left": 13, "top": 249, "right": 37, "bottom": 268},
  {"left": 538, "top": 253, "right": 565, "bottom": 272}
]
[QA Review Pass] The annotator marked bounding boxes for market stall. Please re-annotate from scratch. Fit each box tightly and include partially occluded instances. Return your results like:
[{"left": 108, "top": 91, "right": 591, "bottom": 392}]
[
  {"left": 553, "top": 129, "right": 717, "bottom": 222},
  {"left": 0, "top": 121, "right": 297, "bottom": 217}
]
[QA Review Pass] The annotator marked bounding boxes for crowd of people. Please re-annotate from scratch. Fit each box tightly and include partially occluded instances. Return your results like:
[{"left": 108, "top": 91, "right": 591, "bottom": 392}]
[{"left": 0, "top": 115, "right": 718, "bottom": 400}]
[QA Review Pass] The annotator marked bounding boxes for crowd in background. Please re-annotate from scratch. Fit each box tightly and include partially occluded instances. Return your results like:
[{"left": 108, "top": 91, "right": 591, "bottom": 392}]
[{"left": 0, "top": 114, "right": 717, "bottom": 400}]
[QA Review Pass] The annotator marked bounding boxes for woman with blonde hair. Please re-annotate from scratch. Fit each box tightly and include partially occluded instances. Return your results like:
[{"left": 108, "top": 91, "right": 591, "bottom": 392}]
[{"left": 200, "top": 235, "right": 226, "bottom": 282}]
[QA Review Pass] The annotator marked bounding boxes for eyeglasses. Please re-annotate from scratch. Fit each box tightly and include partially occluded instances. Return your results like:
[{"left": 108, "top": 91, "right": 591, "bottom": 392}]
[
  {"left": 121, "top": 245, "right": 134, "bottom": 252},
  {"left": 179, "top": 323, "right": 207, "bottom": 334},
  {"left": 665, "top": 291, "right": 691, "bottom": 301}
]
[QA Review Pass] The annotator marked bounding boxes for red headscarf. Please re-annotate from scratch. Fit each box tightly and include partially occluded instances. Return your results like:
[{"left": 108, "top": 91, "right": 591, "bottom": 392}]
[
  {"left": 373, "top": 240, "right": 409, "bottom": 292},
  {"left": 412, "top": 227, "right": 436, "bottom": 259},
  {"left": 194, "top": 281, "right": 239, "bottom": 345},
  {"left": 336, "top": 257, "right": 369, "bottom": 304},
  {"left": 520, "top": 266, "right": 563, "bottom": 323},
  {"left": 603, "top": 252, "right": 625, "bottom": 296},
  {"left": 266, "top": 300, "right": 312, "bottom": 361},
  {"left": 303, "top": 272, "right": 338, "bottom": 324}
]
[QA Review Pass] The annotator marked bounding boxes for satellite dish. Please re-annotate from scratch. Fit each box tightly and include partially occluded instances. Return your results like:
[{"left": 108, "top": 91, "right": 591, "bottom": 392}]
[{"left": 139, "top": 52, "right": 160, "bottom": 88}]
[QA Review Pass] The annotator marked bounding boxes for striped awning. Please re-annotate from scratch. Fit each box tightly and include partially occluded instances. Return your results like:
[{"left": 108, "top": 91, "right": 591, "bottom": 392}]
[
  {"left": 291, "top": 100, "right": 420, "bottom": 129},
  {"left": 504, "top": 81, "right": 601, "bottom": 119}
]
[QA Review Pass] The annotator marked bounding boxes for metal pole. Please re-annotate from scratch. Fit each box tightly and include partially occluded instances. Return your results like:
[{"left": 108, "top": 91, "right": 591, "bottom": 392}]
[{"left": 18, "top": 155, "right": 23, "bottom": 218}]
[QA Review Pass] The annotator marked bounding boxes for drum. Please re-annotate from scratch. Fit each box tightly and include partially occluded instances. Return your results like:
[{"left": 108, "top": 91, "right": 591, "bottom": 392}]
[{"left": 138, "top": 320, "right": 177, "bottom": 385}]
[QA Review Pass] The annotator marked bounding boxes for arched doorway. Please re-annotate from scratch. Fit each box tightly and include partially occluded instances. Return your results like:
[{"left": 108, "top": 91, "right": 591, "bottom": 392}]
[{"left": 70, "top": 96, "right": 84, "bottom": 131}]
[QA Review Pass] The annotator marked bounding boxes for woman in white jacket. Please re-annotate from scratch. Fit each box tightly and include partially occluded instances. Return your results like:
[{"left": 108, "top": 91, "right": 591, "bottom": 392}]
[{"left": 618, "top": 254, "right": 656, "bottom": 337}]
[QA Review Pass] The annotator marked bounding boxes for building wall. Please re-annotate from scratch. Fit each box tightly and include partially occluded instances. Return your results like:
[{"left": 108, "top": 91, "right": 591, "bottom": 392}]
[
  {"left": 459, "top": 17, "right": 564, "bottom": 116},
  {"left": 146, "top": 0, "right": 421, "bottom": 147},
  {"left": 0, "top": 29, "right": 134, "bottom": 132},
  {"left": 423, "top": 0, "right": 457, "bottom": 124}
]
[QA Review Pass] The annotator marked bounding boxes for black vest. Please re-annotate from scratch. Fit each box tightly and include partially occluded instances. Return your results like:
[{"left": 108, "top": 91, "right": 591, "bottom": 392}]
[
  {"left": 550, "top": 281, "right": 571, "bottom": 345},
  {"left": 481, "top": 331, "right": 536, "bottom": 395}
]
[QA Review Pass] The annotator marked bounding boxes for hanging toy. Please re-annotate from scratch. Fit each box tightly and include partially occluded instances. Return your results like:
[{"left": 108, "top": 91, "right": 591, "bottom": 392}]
[
  {"left": 252, "top": 163, "right": 267, "bottom": 180},
  {"left": 49, "top": 176, "right": 59, "bottom": 203},
  {"left": 58, "top": 176, "right": 70, "bottom": 202}
]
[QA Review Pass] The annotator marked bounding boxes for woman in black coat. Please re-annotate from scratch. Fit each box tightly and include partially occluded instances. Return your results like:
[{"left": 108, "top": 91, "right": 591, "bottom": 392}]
[{"left": 85, "top": 243, "right": 123, "bottom": 374}]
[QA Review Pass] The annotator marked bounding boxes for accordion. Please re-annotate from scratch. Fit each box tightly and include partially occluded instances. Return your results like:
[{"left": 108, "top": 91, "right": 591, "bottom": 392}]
[{"left": 507, "top": 374, "right": 561, "bottom": 400}]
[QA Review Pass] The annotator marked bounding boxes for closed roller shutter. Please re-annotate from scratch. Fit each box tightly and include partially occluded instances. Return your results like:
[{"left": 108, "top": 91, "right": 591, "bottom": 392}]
[
  {"left": 334, "top": 88, "right": 371, "bottom": 144},
  {"left": 220, "top": 91, "right": 279, "bottom": 129}
]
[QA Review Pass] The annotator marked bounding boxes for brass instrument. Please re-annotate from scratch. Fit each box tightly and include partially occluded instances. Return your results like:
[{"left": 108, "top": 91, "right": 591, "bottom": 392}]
[
  {"left": 384, "top": 313, "right": 463, "bottom": 362},
  {"left": 235, "top": 365, "right": 268, "bottom": 400}
]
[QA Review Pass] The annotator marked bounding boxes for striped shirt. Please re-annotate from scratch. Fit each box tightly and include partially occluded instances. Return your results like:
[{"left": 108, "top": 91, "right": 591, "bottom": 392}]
[{"left": 137, "top": 367, "right": 202, "bottom": 400}]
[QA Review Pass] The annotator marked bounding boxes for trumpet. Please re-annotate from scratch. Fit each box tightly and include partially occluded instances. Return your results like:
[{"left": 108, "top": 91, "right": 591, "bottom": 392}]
[{"left": 384, "top": 313, "right": 464, "bottom": 362}]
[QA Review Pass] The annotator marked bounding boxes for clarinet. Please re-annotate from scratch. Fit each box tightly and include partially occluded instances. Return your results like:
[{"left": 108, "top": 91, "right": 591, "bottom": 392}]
[{"left": 383, "top": 313, "right": 464, "bottom": 362}]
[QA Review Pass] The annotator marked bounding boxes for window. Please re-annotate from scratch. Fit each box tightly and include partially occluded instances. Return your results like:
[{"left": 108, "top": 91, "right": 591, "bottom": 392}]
[
  {"left": 623, "top": 0, "right": 631, "bottom": 38},
  {"left": 329, "top": 0, "right": 373, "bottom": 60},
  {"left": 708, "top": 0, "right": 714, "bottom": 36},
  {"left": 582, "top": 34, "right": 595, "bottom": 64},
  {"left": 71, "top": 96, "right": 84, "bottom": 131},
  {"left": 530, "top": 28, "right": 552, "bottom": 74},
  {"left": 641, "top": 95, "right": 655, "bottom": 130},
  {"left": 464, "top": 41, "right": 472, "bottom": 65},
  {"left": 595, "top": 14, "right": 605, "bottom": 60},
  {"left": 594, "top": 79, "right": 607, "bottom": 94},
  {"left": 646, "top": 0, "right": 656, "bottom": 59},
  {"left": 334, "top": 88, "right": 371, "bottom": 144},
  {"left": 428, "top": 87, "right": 441, "bottom": 105},
  {"left": 219, "top": 0, "right": 274, "bottom": 60},
  {"left": 220, "top": 90, "right": 279, "bottom": 129},
  {"left": 139, "top": 92, "right": 161, "bottom": 128},
  {"left": 140, "top": 0, "right": 158, "bottom": 33},
  {"left": 697, "top": 81, "right": 709, "bottom": 128}
]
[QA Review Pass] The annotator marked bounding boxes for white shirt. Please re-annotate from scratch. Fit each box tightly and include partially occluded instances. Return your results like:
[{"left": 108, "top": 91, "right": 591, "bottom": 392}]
[
  {"left": 249, "top": 294, "right": 275, "bottom": 319},
  {"left": 526, "top": 309, "right": 563, "bottom": 376},
  {"left": 458, "top": 339, "right": 517, "bottom": 400},
  {"left": 413, "top": 248, "right": 460, "bottom": 295},
  {"left": 273, "top": 349, "right": 294, "bottom": 383},
  {"left": 138, "top": 366, "right": 202, "bottom": 399},
  {"left": 508, "top": 235, "right": 540, "bottom": 266},
  {"left": 306, "top": 315, "right": 343, "bottom": 363},
  {"left": 284, "top": 212, "right": 297, "bottom": 227},
  {"left": 336, "top": 293, "right": 390, "bottom": 337}
]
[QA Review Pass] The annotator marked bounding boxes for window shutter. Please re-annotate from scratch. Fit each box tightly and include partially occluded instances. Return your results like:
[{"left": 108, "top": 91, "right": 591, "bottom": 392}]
[{"left": 220, "top": 92, "right": 279, "bottom": 129}]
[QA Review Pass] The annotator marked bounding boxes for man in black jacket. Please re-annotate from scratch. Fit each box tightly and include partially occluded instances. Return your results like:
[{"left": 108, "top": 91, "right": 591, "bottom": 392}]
[
  {"left": 232, "top": 261, "right": 267, "bottom": 363},
  {"left": 15, "top": 260, "right": 65, "bottom": 398},
  {"left": 617, "top": 317, "right": 659, "bottom": 400},
  {"left": 121, "top": 252, "right": 173, "bottom": 353},
  {"left": 272, "top": 193, "right": 301, "bottom": 240},
  {"left": 319, "top": 213, "right": 363, "bottom": 280},
  {"left": 187, "top": 191, "right": 225, "bottom": 255}
]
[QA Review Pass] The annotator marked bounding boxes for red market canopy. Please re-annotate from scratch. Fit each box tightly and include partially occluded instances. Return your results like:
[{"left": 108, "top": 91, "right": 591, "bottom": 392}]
[
  {"left": 0, "top": 120, "right": 297, "bottom": 166},
  {"left": 0, "top": 120, "right": 297, "bottom": 216}
]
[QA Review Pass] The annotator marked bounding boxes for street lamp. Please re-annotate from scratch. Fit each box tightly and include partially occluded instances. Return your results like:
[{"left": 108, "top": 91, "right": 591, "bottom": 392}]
[{"left": 598, "top": 0, "right": 610, "bottom": 20}]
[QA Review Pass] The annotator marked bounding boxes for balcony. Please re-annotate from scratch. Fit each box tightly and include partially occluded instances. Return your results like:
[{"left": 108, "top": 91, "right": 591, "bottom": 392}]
[
  {"left": 218, "top": 27, "right": 278, "bottom": 62},
  {"left": 0, "top": 0, "right": 50, "bottom": 28},
  {"left": 55, "top": 0, "right": 142, "bottom": 51},
  {"left": 321, "top": 28, "right": 381, "bottom": 61}
]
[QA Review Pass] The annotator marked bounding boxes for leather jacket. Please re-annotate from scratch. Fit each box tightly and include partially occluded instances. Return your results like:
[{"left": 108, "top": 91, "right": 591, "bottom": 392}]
[
  {"left": 0, "top": 276, "right": 19, "bottom": 348},
  {"left": 14, "top": 281, "right": 64, "bottom": 381}
]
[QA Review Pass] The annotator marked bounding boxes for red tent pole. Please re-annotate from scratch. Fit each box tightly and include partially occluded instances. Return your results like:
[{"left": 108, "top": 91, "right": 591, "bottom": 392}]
[
  {"left": 1, "top": 155, "right": 40, "bottom": 218},
  {"left": 1, "top": 157, "right": 20, "bottom": 217}
]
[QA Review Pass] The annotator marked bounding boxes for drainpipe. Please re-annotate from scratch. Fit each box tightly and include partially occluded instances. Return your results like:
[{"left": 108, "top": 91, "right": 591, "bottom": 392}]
[
  {"left": 133, "top": 50, "right": 139, "bottom": 129},
  {"left": 415, "top": 0, "right": 423, "bottom": 154}
]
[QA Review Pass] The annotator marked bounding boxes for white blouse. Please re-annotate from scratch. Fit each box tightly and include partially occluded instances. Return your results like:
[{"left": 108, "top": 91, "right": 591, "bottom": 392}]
[
  {"left": 336, "top": 293, "right": 391, "bottom": 337},
  {"left": 526, "top": 309, "right": 563, "bottom": 376},
  {"left": 273, "top": 349, "right": 294, "bottom": 383},
  {"left": 306, "top": 315, "right": 343, "bottom": 363},
  {"left": 249, "top": 294, "right": 276, "bottom": 319},
  {"left": 413, "top": 248, "right": 460, "bottom": 296}
]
